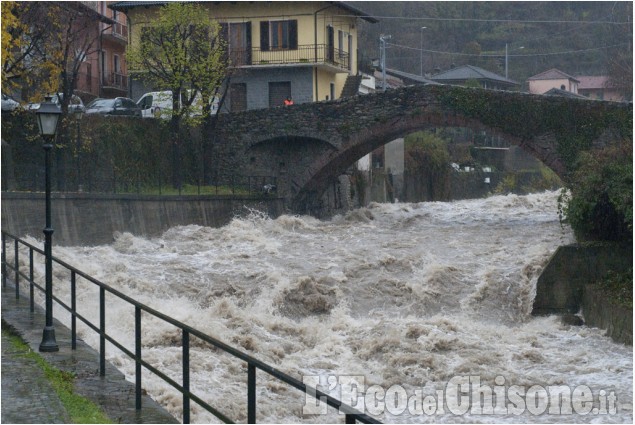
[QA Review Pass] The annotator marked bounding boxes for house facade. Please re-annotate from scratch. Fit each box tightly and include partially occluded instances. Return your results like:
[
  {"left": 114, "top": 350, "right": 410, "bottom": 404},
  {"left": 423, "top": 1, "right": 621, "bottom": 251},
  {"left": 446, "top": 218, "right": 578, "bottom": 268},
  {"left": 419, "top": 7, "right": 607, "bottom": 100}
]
[
  {"left": 577, "top": 76, "right": 625, "bottom": 102},
  {"left": 109, "top": 1, "right": 377, "bottom": 110},
  {"left": 69, "top": 2, "right": 128, "bottom": 101},
  {"left": 97, "top": 1, "right": 129, "bottom": 99},
  {"left": 527, "top": 68, "right": 580, "bottom": 95}
]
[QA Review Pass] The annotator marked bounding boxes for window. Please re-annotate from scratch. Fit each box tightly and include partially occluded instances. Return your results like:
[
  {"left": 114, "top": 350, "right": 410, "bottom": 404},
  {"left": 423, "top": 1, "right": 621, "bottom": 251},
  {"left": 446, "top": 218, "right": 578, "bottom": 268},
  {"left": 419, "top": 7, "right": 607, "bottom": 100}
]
[
  {"left": 221, "top": 22, "right": 252, "bottom": 66},
  {"left": 330, "top": 83, "right": 335, "bottom": 101},
  {"left": 113, "top": 55, "right": 120, "bottom": 74},
  {"left": 260, "top": 20, "right": 297, "bottom": 51},
  {"left": 268, "top": 81, "right": 291, "bottom": 107},
  {"left": 230, "top": 83, "right": 247, "bottom": 112},
  {"left": 101, "top": 50, "right": 108, "bottom": 77}
]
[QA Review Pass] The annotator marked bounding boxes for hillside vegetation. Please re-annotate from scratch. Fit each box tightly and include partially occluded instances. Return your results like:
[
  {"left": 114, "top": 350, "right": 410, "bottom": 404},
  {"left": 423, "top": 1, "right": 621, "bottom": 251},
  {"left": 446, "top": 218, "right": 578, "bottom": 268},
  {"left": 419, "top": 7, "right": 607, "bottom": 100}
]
[{"left": 355, "top": 1, "right": 632, "bottom": 91}]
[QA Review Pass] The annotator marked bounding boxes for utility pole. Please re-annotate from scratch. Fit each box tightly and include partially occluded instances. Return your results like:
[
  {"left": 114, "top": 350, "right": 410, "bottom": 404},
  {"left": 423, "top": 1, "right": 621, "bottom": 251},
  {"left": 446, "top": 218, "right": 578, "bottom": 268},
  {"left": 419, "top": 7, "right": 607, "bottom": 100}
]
[
  {"left": 420, "top": 27, "right": 427, "bottom": 76},
  {"left": 380, "top": 34, "right": 391, "bottom": 91}
]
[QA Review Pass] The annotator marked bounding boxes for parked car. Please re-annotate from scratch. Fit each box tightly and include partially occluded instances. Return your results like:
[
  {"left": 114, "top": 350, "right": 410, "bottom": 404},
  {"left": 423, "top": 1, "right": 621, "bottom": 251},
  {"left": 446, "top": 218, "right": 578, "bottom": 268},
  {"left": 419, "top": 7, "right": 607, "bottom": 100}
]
[
  {"left": 85, "top": 97, "right": 142, "bottom": 117},
  {"left": 1, "top": 94, "right": 21, "bottom": 111},
  {"left": 136, "top": 90, "right": 218, "bottom": 119},
  {"left": 27, "top": 93, "right": 85, "bottom": 113}
]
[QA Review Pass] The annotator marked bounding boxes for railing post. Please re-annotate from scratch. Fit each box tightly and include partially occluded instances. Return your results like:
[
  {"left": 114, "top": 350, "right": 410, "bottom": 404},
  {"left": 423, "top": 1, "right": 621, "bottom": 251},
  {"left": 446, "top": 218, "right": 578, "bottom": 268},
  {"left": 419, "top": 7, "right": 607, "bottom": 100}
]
[
  {"left": 135, "top": 306, "right": 142, "bottom": 410},
  {"left": 183, "top": 330, "right": 190, "bottom": 424},
  {"left": 14, "top": 239, "right": 19, "bottom": 299},
  {"left": 71, "top": 271, "right": 76, "bottom": 349},
  {"left": 29, "top": 248, "right": 34, "bottom": 312},
  {"left": 248, "top": 363, "right": 256, "bottom": 424},
  {"left": 1, "top": 233, "right": 6, "bottom": 288},
  {"left": 100, "top": 286, "right": 106, "bottom": 376}
]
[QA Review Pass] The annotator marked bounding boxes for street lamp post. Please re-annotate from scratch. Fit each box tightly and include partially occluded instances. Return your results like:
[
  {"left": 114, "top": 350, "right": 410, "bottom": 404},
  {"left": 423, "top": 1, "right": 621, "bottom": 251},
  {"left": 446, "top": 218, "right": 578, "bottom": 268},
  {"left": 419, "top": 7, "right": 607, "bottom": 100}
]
[
  {"left": 36, "top": 96, "right": 61, "bottom": 353},
  {"left": 380, "top": 34, "right": 391, "bottom": 92},
  {"left": 420, "top": 27, "right": 427, "bottom": 76},
  {"left": 75, "top": 110, "right": 82, "bottom": 192}
]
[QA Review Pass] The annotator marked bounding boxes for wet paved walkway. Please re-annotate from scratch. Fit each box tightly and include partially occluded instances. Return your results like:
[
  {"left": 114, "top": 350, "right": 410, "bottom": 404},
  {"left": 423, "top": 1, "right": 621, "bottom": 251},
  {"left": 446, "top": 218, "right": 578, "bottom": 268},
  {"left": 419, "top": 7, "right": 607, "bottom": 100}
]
[{"left": 1, "top": 280, "right": 179, "bottom": 424}]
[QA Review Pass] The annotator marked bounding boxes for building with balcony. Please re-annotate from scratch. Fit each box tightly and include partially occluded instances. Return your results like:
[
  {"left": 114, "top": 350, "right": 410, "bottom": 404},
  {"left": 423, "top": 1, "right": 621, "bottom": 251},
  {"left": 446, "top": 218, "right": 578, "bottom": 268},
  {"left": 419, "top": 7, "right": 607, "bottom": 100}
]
[
  {"left": 70, "top": 2, "right": 128, "bottom": 101},
  {"left": 98, "top": 1, "right": 129, "bottom": 98},
  {"left": 109, "top": 1, "right": 377, "bottom": 110}
]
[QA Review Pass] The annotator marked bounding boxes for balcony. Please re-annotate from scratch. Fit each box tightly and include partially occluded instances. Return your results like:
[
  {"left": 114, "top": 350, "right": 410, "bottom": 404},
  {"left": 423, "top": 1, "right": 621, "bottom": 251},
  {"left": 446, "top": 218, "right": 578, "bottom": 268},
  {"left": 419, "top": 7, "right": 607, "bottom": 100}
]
[
  {"left": 103, "top": 72, "right": 128, "bottom": 91},
  {"left": 102, "top": 22, "right": 128, "bottom": 44},
  {"left": 228, "top": 44, "right": 350, "bottom": 72}
]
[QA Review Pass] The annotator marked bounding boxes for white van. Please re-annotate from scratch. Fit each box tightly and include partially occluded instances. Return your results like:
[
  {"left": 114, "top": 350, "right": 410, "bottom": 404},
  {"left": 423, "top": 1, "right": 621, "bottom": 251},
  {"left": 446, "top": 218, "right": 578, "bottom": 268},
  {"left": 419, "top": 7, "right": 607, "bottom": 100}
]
[{"left": 136, "top": 90, "right": 219, "bottom": 119}]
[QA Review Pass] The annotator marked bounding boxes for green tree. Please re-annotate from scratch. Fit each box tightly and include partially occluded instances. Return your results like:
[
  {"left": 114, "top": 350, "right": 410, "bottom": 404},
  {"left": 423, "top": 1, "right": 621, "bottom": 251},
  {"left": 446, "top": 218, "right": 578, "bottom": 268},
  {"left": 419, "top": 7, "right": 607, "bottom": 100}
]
[
  {"left": 126, "top": 2, "right": 228, "bottom": 188},
  {"left": 404, "top": 131, "right": 451, "bottom": 200},
  {"left": 561, "top": 144, "right": 632, "bottom": 242}
]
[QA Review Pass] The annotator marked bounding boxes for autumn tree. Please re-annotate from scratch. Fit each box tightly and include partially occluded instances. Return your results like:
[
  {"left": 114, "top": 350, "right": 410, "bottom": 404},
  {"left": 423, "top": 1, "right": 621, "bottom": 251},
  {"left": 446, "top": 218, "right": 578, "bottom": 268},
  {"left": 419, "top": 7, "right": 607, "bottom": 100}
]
[
  {"left": 3, "top": 2, "right": 113, "bottom": 189},
  {"left": 126, "top": 2, "right": 229, "bottom": 188},
  {"left": 1, "top": 2, "right": 60, "bottom": 99}
]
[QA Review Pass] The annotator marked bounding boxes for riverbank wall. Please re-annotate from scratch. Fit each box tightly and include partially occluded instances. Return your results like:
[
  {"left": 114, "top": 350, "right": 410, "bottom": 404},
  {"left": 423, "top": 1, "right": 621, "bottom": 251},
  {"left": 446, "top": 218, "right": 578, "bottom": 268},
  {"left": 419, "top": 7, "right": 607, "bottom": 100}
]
[
  {"left": 1, "top": 192, "right": 284, "bottom": 246},
  {"left": 532, "top": 243, "right": 632, "bottom": 345}
]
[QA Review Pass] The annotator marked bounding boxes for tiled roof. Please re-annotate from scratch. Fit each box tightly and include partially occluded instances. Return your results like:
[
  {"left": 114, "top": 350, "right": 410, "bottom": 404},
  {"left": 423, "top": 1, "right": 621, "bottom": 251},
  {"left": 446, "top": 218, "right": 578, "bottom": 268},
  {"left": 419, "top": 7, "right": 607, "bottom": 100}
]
[
  {"left": 110, "top": 1, "right": 379, "bottom": 22},
  {"left": 528, "top": 68, "right": 580, "bottom": 82},
  {"left": 577, "top": 76, "right": 611, "bottom": 89},
  {"left": 429, "top": 65, "right": 519, "bottom": 85},
  {"left": 386, "top": 68, "right": 440, "bottom": 85},
  {"left": 543, "top": 88, "right": 588, "bottom": 99}
]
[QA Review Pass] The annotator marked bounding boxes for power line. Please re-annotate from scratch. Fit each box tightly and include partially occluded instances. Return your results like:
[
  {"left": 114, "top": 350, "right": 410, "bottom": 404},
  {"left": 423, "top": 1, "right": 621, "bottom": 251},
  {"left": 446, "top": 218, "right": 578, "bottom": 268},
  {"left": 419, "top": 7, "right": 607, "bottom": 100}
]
[
  {"left": 386, "top": 42, "right": 631, "bottom": 57},
  {"left": 335, "top": 14, "right": 631, "bottom": 25}
]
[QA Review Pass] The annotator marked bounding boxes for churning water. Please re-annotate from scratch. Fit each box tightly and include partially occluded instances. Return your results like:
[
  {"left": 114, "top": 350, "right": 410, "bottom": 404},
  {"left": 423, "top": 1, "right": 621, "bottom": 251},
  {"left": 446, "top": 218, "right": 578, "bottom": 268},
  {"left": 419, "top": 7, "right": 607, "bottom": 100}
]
[{"left": 18, "top": 191, "right": 633, "bottom": 423}]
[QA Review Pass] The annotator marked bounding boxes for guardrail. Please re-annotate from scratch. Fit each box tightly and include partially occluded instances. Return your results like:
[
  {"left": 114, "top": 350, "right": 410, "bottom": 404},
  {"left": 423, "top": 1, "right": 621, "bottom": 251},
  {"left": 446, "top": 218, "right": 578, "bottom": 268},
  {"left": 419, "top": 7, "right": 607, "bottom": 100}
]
[
  {"left": 5, "top": 175, "right": 279, "bottom": 197},
  {"left": 1, "top": 231, "right": 380, "bottom": 424}
]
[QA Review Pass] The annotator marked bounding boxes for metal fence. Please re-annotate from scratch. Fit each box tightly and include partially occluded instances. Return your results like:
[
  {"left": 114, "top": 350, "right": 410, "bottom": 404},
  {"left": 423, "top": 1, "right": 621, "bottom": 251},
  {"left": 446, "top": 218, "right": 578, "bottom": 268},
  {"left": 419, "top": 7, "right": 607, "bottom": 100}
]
[
  {"left": 229, "top": 44, "right": 350, "bottom": 70},
  {"left": 1, "top": 231, "right": 380, "bottom": 424},
  {"left": 6, "top": 173, "right": 279, "bottom": 197}
]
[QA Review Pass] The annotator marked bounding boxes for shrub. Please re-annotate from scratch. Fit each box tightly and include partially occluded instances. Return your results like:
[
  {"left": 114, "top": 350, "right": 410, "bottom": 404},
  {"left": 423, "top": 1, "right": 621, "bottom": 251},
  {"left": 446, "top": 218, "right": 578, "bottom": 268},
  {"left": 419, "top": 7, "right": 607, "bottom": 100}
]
[{"left": 560, "top": 144, "right": 632, "bottom": 242}]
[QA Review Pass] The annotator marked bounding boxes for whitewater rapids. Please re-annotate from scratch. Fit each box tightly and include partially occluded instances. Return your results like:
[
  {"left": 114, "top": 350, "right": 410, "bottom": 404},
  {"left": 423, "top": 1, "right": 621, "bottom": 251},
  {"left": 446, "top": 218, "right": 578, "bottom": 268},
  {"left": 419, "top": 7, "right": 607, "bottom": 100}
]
[{"left": 17, "top": 191, "right": 633, "bottom": 423}]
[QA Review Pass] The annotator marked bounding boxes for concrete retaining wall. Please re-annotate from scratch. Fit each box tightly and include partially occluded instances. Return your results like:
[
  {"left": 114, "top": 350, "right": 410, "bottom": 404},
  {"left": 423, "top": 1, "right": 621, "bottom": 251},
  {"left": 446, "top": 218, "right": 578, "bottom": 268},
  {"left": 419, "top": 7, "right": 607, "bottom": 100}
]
[
  {"left": 1, "top": 192, "right": 284, "bottom": 246},
  {"left": 532, "top": 242, "right": 632, "bottom": 345}
]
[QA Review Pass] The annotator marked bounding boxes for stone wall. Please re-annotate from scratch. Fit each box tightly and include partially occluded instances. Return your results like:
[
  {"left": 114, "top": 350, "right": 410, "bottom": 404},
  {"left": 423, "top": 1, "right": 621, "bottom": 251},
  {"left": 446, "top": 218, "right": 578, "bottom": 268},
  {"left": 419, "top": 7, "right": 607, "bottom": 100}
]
[
  {"left": 1, "top": 192, "right": 284, "bottom": 246},
  {"left": 532, "top": 242, "right": 632, "bottom": 345}
]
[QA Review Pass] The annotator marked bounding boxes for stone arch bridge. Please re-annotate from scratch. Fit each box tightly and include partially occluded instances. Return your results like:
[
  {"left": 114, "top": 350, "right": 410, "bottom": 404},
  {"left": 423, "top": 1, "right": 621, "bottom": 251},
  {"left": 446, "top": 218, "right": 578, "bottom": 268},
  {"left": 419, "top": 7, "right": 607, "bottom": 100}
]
[{"left": 209, "top": 84, "right": 631, "bottom": 214}]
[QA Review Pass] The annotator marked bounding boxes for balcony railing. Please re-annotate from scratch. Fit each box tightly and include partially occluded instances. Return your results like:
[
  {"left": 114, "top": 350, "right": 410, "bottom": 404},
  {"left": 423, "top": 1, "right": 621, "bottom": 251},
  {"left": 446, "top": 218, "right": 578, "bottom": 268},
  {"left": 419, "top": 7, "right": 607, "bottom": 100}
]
[
  {"left": 103, "top": 72, "right": 128, "bottom": 91},
  {"left": 103, "top": 21, "right": 128, "bottom": 42},
  {"left": 228, "top": 44, "right": 350, "bottom": 71}
]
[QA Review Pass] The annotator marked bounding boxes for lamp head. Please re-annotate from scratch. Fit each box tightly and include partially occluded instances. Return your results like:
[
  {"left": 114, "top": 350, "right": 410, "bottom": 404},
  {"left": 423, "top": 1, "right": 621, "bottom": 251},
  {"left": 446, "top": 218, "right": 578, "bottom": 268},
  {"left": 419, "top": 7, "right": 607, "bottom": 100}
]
[{"left": 36, "top": 96, "right": 61, "bottom": 137}]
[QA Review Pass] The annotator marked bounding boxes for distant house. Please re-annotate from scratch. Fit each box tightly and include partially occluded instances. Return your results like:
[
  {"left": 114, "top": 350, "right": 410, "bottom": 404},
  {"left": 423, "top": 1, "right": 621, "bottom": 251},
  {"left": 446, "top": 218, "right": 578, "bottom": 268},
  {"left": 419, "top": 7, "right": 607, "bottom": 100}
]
[
  {"left": 386, "top": 68, "right": 438, "bottom": 87},
  {"left": 109, "top": 1, "right": 377, "bottom": 110},
  {"left": 543, "top": 87, "right": 588, "bottom": 99},
  {"left": 577, "top": 76, "right": 625, "bottom": 102},
  {"left": 527, "top": 68, "right": 579, "bottom": 95},
  {"left": 429, "top": 65, "right": 519, "bottom": 90}
]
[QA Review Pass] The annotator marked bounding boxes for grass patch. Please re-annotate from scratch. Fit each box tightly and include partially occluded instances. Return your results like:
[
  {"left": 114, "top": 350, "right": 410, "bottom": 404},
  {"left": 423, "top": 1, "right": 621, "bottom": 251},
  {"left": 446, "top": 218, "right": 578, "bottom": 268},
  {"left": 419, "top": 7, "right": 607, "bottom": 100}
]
[
  {"left": 596, "top": 269, "right": 633, "bottom": 309},
  {"left": 1, "top": 321, "right": 113, "bottom": 424},
  {"left": 116, "top": 183, "right": 253, "bottom": 196}
]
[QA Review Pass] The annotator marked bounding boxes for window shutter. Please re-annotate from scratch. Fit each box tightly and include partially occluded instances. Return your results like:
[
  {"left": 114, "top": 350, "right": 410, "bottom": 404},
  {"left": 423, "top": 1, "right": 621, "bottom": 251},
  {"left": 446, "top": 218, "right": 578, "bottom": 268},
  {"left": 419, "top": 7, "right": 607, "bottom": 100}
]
[
  {"left": 246, "top": 22, "right": 252, "bottom": 64},
  {"left": 260, "top": 21, "right": 269, "bottom": 51},
  {"left": 289, "top": 20, "right": 298, "bottom": 50},
  {"left": 220, "top": 23, "right": 229, "bottom": 43}
]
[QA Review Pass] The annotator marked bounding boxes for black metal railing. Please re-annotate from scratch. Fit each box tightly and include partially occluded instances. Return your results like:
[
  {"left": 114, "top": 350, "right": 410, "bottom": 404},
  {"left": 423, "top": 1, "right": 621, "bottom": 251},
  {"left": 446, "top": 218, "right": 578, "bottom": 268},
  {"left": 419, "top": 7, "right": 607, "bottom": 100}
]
[
  {"left": 6, "top": 175, "right": 279, "bottom": 198},
  {"left": 1, "top": 231, "right": 380, "bottom": 424},
  {"left": 104, "top": 72, "right": 128, "bottom": 90},
  {"left": 229, "top": 44, "right": 350, "bottom": 70}
]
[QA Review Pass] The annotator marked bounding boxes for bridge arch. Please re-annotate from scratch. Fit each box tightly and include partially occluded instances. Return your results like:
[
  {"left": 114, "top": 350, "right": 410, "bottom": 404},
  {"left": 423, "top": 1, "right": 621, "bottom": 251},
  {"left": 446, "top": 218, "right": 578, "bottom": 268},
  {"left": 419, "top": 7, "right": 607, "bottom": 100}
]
[
  {"left": 291, "top": 111, "right": 528, "bottom": 211},
  {"left": 211, "top": 84, "right": 631, "bottom": 215}
]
